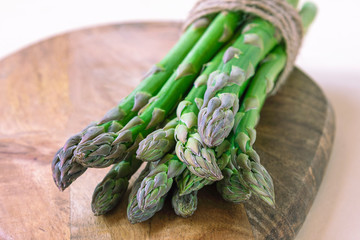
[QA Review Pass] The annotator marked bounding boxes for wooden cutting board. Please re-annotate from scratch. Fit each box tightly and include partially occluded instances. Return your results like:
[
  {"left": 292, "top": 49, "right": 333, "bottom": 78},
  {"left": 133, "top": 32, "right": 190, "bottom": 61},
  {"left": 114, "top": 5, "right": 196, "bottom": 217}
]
[{"left": 0, "top": 22, "right": 335, "bottom": 240}]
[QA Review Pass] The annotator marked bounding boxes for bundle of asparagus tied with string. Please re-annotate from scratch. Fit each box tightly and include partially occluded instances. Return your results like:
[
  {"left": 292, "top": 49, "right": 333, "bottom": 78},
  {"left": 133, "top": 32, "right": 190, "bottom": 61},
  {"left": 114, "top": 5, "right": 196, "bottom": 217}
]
[{"left": 51, "top": 0, "right": 317, "bottom": 223}]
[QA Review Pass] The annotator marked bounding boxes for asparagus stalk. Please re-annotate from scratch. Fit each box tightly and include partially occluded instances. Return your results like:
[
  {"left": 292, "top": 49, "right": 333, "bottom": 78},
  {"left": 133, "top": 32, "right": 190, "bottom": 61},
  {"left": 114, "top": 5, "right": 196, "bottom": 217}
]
[
  {"left": 116, "top": 17, "right": 213, "bottom": 124},
  {"left": 136, "top": 154, "right": 186, "bottom": 211},
  {"left": 176, "top": 169, "right": 212, "bottom": 196},
  {"left": 128, "top": 193, "right": 166, "bottom": 224},
  {"left": 198, "top": 17, "right": 280, "bottom": 148},
  {"left": 174, "top": 40, "right": 234, "bottom": 181},
  {"left": 175, "top": 139, "right": 231, "bottom": 195},
  {"left": 230, "top": 2, "right": 317, "bottom": 207},
  {"left": 136, "top": 117, "right": 178, "bottom": 162},
  {"left": 127, "top": 162, "right": 166, "bottom": 224},
  {"left": 216, "top": 161, "right": 251, "bottom": 203},
  {"left": 230, "top": 45, "right": 286, "bottom": 207},
  {"left": 172, "top": 189, "right": 198, "bottom": 218},
  {"left": 50, "top": 18, "right": 211, "bottom": 190},
  {"left": 73, "top": 121, "right": 129, "bottom": 168},
  {"left": 91, "top": 154, "right": 143, "bottom": 215},
  {"left": 138, "top": 41, "right": 232, "bottom": 172},
  {"left": 74, "top": 12, "right": 242, "bottom": 168},
  {"left": 51, "top": 133, "right": 87, "bottom": 191}
]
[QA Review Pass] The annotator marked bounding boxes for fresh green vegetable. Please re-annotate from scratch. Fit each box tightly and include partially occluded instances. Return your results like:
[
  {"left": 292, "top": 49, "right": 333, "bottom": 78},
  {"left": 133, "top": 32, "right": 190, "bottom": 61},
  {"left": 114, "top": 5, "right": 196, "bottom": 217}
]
[
  {"left": 51, "top": 1, "right": 319, "bottom": 225},
  {"left": 91, "top": 155, "right": 143, "bottom": 215},
  {"left": 136, "top": 154, "right": 186, "bottom": 210},
  {"left": 73, "top": 12, "right": 241, "bottom": 169},
  {"left": 174, "top": 42, "right": 231, "bottom": 181},
  {"left": 127, "top": 162, "right": 166, "bottom": 224},
  {"left": 176, "top": 139, "right": 231, "bottom": 195},
  {"left": 228, "top": 2, "right": 317, "bottom": 207},
  {"left": 216, "top": 161, "right": 251, "bottom": 203},
  {"left": 51, "top": 133, "right": 87, "bottom": 191},
  {"left": 230, "top": 45, "right": 286, "bottom": 207},
  {"left": 136, "top": 118, "right": 178, "bottom": 162},
  {"left": 198, "top": 17, "right": 279, "bottom": 148},
  {"left": 172, "top": 189, "right": 198, "bottom": 218},
  {"left": 51, "top": 18, "right": 210, "bottom": 190}
]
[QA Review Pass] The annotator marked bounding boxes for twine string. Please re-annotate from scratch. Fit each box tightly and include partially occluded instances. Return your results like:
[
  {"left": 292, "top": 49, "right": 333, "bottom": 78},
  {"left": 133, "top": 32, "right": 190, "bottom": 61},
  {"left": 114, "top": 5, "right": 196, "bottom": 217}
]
[{"left": 183, "top": 0, "right": 303, "bottom": 94}]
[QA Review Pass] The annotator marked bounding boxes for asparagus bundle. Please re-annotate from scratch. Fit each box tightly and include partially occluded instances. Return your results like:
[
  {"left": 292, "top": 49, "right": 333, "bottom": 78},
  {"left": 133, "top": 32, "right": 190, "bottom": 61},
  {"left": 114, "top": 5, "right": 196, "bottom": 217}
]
[
  {"left": 175, "top": 43, "right": 285, "bottom": 206},
  {"left": 72, "top": 11, "right": 241, "bottom": 169},
  {"left": 51, "top": 1, "right": 317, "bottom": 224},
  {"left": 51, "top": 17, "right": 211, "bottom": 190},
  {"left": 176, "top": 3, "right": 316, "bottom": 206},
  {"left": 196, "top": 0, "right": 303, "bottom": 150},
  {"left": 175, "top": 15, "right": 280, "bottom": 179}
]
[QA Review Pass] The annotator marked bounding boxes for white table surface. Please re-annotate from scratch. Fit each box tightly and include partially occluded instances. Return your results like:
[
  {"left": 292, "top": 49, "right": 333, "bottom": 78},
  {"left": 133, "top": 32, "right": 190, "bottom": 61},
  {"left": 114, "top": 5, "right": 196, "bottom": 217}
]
[{"left": 1, "top": 0, "right": 360, "bottom": 239}]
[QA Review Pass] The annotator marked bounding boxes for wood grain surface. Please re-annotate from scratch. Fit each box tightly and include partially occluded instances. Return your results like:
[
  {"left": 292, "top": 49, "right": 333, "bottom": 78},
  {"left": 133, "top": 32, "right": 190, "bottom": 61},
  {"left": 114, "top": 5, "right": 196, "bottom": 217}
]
[{"left": 0, "top": 22, "right": 334, "bottom": 240}]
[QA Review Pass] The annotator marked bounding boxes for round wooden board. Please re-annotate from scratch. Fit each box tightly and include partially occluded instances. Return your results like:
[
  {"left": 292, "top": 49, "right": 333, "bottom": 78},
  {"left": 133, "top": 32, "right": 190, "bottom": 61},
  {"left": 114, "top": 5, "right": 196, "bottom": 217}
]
[{"left": 0, "top": 22, "right": 334, "bottom": 240}]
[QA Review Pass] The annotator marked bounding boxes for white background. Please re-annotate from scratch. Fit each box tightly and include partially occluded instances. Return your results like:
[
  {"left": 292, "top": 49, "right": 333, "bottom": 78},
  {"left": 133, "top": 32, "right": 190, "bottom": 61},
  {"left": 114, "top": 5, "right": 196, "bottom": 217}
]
[{"left": 1, "top": 0, "right": 360, "bottom": 239}]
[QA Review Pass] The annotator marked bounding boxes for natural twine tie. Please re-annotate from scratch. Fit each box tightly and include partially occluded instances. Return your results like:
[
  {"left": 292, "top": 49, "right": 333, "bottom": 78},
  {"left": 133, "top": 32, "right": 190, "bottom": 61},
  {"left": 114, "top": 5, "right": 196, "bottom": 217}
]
[{"left": 183, "top": 0, "right": 304, "bottom": 94}]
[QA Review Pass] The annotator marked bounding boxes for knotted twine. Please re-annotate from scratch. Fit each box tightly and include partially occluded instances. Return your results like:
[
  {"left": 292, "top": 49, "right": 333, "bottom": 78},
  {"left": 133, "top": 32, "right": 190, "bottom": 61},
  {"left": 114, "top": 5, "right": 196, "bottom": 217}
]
[{"left": 183, "top": 0, "right": 303, "bottom": 94}]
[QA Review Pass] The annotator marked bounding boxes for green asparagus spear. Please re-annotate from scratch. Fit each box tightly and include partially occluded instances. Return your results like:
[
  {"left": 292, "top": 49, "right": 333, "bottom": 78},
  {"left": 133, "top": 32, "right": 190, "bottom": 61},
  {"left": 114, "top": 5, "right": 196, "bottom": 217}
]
[
  {"left": 127, "top": 162, "right": 166, "bottom": 224},
  {"left": 233, "top": 3, "right": 316, "bottom": 206},
  {"left": 174, "top": 40, "right": 233, "bottom": 181},
  {"left": 176, "top": 139, "right": 231, "bottom": 195},
  {"left": 91, "top": 155, "right": 143, "bottom": 215},
  {"left": 51, "top": 133, "right": 87, "bottom": 191},
  {"left": 198, "top": 17, "right": 279, "bottom": 148},
  {"left": 176, "top": 169, "right": 212, "bottom": 196},
  {"left": 230, "top": 45, "right": 286, "bottom": 207},
  {"left": 136, "top": 117, "right": 178, "bottom": 162},
  {"left": 74, "top": 12, "right": 242, "bottom": 168},
  {"left": 216, "top": 161, "right": 251, "bottom": 203},
  {"left": 231, "top": 2, "right": 317, "bottom": 207},
  {"left": 74, "top": 124, "right": 143, "bottom": 168},
  {"left": 136, "top": 154, "right": 186, "bottom": 211},
  {"left": 128, "top": 193, "right": 166, "bottom": 224},
  {"left": 172, "top": 189, "right": 198, "bottom": 218}
]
